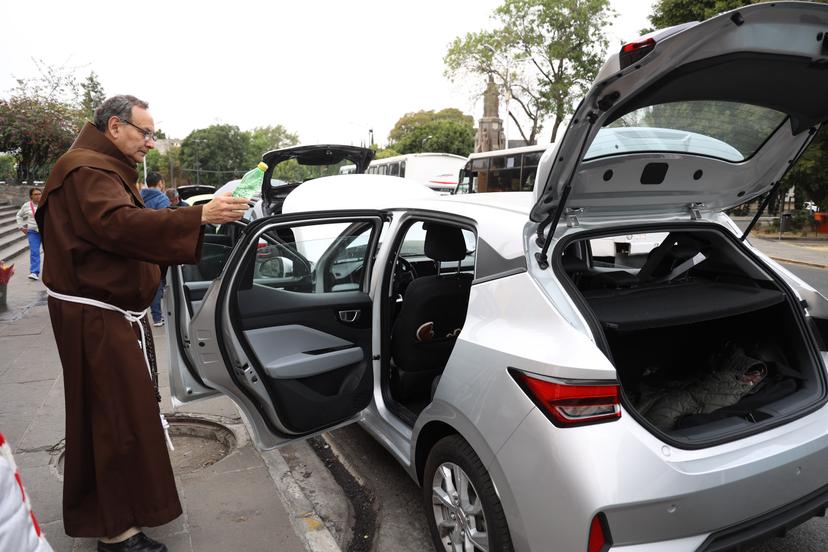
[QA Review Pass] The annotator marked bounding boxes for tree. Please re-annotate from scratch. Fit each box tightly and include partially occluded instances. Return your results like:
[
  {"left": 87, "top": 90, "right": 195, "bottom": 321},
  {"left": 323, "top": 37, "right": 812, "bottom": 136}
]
[
  {"left": 0, "top": 96, "right": 77, "bottom": 184},
  {"left": 388, "top": 109, "right": 475, "bottom": 156},
  {"left": 0, "top": 153, "right": 15, "bottom": 182},
  {"left": 245, "top": 125, "right": 299, "bottom": 167},
  {"left": 0, "top": 61, "right": 84, "bottom": 184},
  {"left": 648, "top": 0, "right": 828, "bottom": 213},
  {"left": 445, "top": 0, "right": 614, "bottom": 144},
  {"left": 179, "top": 125, "right": 250, "bottom": 186},
  {"left": 80, "top": 71, "right": 105, "bottom": 123}
]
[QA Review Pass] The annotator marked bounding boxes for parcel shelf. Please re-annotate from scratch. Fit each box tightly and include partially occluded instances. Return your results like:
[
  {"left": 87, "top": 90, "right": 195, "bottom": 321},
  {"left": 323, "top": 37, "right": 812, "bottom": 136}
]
[{"left": 584, "top": 280, "right": 786, "bottom": 331}]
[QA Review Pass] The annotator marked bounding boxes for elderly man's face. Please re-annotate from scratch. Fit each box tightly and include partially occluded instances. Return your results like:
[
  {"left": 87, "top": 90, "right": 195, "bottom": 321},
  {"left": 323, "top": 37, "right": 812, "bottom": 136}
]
[{"left": 109, "top": 106, "right": 156, "bottom": 164}]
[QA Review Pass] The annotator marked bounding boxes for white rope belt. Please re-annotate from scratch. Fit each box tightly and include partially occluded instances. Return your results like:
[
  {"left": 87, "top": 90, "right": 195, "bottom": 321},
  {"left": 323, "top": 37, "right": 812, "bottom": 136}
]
[{"left": 46, "top": 287, "right": 174, "bottom": 451}]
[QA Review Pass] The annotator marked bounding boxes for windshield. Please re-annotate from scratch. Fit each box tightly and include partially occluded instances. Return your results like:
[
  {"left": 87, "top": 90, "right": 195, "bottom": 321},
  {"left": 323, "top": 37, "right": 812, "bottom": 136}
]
[{"left": 585, "top": 101, "right": 787, "bottom": 162}]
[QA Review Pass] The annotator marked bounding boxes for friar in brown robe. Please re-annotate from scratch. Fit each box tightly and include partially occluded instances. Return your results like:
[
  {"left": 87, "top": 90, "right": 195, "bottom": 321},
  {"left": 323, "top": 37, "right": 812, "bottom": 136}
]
[{"left": 36, "top": 95, "right": 249, "bottom": 547}]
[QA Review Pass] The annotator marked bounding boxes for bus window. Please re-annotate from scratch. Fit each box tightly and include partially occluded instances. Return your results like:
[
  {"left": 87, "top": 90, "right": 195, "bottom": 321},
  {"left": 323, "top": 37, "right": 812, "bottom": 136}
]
[
  {"left": 389, "top": 162, "right": 400, "bottom": 177},
  {"left": 399, "top": 160, "right": 406, "bottom": 178},
  {"left": 520, "top": 151, "right": 542, "bottom": 191},
  {"left": 489, "top": 155, "right": 521, "bottom": 192}
]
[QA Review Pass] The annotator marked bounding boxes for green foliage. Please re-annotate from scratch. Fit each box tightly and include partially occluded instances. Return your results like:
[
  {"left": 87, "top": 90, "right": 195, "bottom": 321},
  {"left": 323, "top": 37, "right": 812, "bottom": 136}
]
[
  {"left": 79, "top": 72, "right": 105, "bottom": 123},
  {"left": 0, "top": 153, "right": 15, "bottom": 182},
  {"left": 0, "top": 96, "right": 77, "bottom": 184},
  {"left": 0, "top": 61, "right": 85, "bottom": 184},
  {"left": 650, "top": 0, "right": 828, "bottom": 29},
  {"left": 445, "top": 0, "right": 614, "bottom": 144},
  {"left": 387, "top": 109, "right": 475, "bottom": 156},
  {"left": 373, "top": 147, "right": 400, "bottom": 160},
  {"left": 180, "top": 125, "right": 250, "bottom": 186},
  {"left": 245, "top": 125, "right": 299, "bottom": 167},
  {"left": 785, "top": 128, "right": 828, "bottom": 211}
]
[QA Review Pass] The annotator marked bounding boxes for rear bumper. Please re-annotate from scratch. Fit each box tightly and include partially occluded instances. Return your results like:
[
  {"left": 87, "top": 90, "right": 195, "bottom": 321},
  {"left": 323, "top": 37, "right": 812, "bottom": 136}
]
[
  {"left": 495, "top": 404, "right": 828, "bottom": 552},
  {"left": 696, "top": 482, "right": 828, "bottom": 551}
]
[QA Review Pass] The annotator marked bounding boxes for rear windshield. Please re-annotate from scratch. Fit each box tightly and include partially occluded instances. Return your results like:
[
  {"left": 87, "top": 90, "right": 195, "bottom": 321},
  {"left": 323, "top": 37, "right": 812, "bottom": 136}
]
[{"left": 584, "top": 101, "right": 787, "bottom": 162}]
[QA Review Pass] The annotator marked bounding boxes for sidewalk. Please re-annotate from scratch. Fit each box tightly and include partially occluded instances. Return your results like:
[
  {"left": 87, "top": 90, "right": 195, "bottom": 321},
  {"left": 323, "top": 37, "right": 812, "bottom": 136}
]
[
  {"left": 0, "top": 257, "right": 337, "bottom": 552},
  {"left": 747, "top": 234, "right": 828, "bottom": 269}
]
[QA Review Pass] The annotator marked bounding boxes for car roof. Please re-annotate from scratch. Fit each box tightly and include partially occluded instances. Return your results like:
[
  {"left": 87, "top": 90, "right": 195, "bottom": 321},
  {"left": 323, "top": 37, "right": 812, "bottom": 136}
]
[{"left": 282, "top": 174, "right": 530, "bottom": 261}]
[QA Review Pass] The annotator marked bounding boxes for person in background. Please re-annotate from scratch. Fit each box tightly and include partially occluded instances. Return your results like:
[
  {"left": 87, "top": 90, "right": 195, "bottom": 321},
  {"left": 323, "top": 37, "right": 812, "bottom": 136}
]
[
  {"left": 36, "top": 94, "right": 248, "bottom": 552},
  {"left": 164, "top": 188, "right": 188, "bottom": 208},
  {"left": 140, "top": 172, "right": 169, "bottom": 209},
  {"left": 141, "top": 172, "right": 170, "bottom": 326},
  {"left": 16, "top": 187, "right": 43, "bottom": 280}
]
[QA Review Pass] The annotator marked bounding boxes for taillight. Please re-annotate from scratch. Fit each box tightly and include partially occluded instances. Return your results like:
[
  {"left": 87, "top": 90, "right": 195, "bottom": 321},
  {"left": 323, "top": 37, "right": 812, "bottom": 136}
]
[
  {"left": 513, "top": 370, "right": 621, "bottom": 427},
  {"left": 587, "top": 514, "right": 612, "bottom": 552},
  {"left": 619, "top": 37, "right": 656, "bottom": 69}
]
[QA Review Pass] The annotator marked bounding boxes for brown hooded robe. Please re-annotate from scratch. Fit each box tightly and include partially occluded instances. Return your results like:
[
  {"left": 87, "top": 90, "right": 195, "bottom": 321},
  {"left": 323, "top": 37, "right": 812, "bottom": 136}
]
[{"left": 36, "top": 123, "right": 204, "bottom": 537}]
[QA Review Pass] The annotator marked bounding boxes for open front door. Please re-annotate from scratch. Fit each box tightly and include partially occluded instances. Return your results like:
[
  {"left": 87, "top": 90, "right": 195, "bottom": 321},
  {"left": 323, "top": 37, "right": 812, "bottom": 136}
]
[{"left": 179, "top": 210, "right": 385, "bottom": 449}]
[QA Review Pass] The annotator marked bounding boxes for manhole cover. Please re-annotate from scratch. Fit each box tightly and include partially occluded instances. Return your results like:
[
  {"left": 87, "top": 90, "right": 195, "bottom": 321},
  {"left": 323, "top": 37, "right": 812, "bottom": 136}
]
[
  {"left": 55, "top": 417, "right": 236, "bottom": 476},
  {"left": 167, "top": 417, "right": 236, "bottom": 474}
]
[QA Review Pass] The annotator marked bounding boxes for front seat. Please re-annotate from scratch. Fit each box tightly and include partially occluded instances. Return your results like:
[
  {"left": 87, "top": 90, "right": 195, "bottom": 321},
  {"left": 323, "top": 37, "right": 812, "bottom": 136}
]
[{"left": 391, "top": 222, "right": 473, "bottom": 401}]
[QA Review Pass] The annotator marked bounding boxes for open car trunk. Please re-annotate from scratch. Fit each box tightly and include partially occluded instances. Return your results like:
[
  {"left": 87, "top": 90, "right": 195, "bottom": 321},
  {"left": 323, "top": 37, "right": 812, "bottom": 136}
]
[{"left": 559, "top": 225, "right": 826, "bottom": 448}]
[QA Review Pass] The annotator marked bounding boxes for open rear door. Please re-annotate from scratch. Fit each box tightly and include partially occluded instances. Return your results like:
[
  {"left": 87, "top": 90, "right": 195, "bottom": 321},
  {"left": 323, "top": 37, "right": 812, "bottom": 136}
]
[{"left": 177, "top": 210, "right": 385, "bottom": 449}]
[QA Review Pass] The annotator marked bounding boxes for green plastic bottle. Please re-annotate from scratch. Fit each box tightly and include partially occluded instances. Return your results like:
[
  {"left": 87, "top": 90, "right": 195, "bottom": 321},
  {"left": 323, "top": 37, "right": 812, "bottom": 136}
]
[{"left": 232, "top": 161, "right": 268, "bottom": 199}]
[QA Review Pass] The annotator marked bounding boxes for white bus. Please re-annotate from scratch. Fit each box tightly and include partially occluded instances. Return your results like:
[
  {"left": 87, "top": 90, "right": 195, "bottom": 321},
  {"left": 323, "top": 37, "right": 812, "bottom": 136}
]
[
  {"left": 453, "top": 144, "right": 549, "bottom": 194},
  {"left": 340, "top": 153, "right": 467, "bottom": 193}
]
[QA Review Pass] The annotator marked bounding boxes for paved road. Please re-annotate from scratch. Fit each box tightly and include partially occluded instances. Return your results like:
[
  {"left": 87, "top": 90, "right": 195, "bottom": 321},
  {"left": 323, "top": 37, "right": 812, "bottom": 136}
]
[{"left": 783, "top": 262, "right": 828, "bottom": 296}]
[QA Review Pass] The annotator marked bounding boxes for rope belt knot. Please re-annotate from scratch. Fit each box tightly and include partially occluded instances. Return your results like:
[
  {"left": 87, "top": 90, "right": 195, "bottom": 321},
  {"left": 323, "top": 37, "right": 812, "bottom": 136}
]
[{"left": 45, "top": 287, "right": 175, "bottom": 451}]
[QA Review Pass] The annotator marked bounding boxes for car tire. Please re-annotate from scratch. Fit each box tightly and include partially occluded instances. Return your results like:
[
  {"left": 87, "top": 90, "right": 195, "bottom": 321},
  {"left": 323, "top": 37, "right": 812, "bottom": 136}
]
[{"left": 423, "top": 435, "right": 513, "bottom": 552}]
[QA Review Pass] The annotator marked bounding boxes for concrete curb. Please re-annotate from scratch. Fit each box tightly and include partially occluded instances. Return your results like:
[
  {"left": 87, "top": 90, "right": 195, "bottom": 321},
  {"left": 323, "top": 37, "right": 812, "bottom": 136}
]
[
  {"left": 770, "top": 256, "right": 828, "bottom": 270},
  {"left": 260, "top": 447, "right": 342, "bottom": 552}
]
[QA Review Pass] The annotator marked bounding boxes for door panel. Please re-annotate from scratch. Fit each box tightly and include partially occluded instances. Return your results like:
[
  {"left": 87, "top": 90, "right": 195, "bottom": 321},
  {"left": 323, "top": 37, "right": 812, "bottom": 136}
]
[{"left": 184, "top": 211, "right": 385, "bottom": 449}]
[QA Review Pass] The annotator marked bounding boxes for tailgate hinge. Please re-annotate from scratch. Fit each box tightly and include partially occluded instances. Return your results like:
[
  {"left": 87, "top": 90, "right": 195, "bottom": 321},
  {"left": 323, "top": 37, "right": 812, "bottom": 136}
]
[
  {"left": 565, "top": 207, "right": 583, "bottom": 227},
  {"left": 689, "top": 203, "right": 705, "bottom": 220}
]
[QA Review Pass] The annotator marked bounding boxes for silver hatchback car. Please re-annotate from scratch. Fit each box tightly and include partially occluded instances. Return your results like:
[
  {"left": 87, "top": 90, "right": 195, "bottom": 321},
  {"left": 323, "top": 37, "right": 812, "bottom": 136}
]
[{"left": 167, "top": 4, "right": 828, "bottom": 551}]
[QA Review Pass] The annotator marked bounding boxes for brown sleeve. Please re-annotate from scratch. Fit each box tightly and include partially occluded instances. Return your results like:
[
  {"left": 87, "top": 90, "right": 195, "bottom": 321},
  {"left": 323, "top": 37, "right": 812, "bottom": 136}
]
[{"left": 64, "top": 167, "right": 205, "bottom": 265}]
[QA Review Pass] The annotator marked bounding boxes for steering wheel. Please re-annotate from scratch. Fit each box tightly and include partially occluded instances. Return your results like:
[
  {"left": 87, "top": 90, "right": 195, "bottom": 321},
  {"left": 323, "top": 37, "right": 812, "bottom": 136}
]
[{"left": 394, "top": 256, "right": 417, "bottom": 297}]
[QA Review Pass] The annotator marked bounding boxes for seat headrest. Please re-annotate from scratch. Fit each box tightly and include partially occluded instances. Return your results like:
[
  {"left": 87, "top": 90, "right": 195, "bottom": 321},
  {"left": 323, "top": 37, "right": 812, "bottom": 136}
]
[{"left": 423, "top": 222, "right": 467, "bottom": 262}]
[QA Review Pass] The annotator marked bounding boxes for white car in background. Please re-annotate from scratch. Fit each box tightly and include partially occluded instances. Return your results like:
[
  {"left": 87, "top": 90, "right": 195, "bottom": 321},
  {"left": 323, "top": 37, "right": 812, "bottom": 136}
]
[{"left": 167, "top": 4, "right": 828, "bottom": 551}]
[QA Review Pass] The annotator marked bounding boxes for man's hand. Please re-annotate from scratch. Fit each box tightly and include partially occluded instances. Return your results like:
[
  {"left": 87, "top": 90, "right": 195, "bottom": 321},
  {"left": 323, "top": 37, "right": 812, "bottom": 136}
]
[
  {"left": 20, "top": 226, "right": 27, "bottom": 235},
  {"left": 201, "top": 193, "right": 250, "bottom": 225}
]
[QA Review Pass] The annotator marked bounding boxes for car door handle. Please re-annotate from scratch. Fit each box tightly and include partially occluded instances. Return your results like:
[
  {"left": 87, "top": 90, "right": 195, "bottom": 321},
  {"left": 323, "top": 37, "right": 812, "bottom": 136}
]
[{"left": 338, "top": 309, "right": 361, "bottom": 323}]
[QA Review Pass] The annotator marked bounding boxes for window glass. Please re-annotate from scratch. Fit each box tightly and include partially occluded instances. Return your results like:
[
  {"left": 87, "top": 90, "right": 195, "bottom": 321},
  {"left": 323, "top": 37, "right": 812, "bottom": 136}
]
[
  {"left": 587, "top": 101, "right": 786, "bottom": 162},
  {"left": 400, "top": 160, "right": 406, "bottom": 178},
  {"left": 389, "top": 162, "right": 400, "bottom": 177},
  {"left": 182, "top": 227, "right": 237, "bottom": 282},
  {"left": 397, "top": 221, "right": 476, "bottom": 272},
  {"left": 488, "top": 167, "right": 521, "bottom": 192},
  {"left": 471, "top": 158, "right": 489, "bottom": 171},
  {"left": 522, "top": 152, "right": 542, "bottom": 168},
  {"left": 251, "top": 220, "right": 376, "bottom": 293}
]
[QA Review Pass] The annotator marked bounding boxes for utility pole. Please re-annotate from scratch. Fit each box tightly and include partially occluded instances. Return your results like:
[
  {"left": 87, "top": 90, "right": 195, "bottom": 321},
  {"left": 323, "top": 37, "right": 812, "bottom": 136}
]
[{"left": 192, "top": 139, "right": 205, "bottom": 186}]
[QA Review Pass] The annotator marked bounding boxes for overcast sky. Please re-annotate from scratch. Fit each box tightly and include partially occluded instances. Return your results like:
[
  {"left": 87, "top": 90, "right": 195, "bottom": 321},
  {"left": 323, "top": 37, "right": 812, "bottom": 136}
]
[{"left": 0, "top": 0, "right": 655, "bottom": 146}]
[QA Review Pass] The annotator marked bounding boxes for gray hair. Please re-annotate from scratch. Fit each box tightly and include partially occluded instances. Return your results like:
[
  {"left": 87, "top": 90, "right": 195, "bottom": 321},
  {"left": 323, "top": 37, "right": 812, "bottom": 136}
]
[{"left": 93, "top": 95, "right": 149, "bottom": 132}]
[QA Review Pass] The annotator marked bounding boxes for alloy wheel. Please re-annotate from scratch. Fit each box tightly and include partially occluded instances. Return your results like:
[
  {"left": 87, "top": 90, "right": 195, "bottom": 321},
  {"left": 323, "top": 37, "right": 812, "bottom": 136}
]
[{"left": 431, "top": 461, "right": 489, "bottom": 552}]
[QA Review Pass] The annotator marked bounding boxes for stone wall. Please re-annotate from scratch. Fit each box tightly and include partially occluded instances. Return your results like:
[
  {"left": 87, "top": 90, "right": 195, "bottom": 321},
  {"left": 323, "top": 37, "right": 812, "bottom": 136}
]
[{"left": 0, "top": 184, "right": 38, "bottom": 206}]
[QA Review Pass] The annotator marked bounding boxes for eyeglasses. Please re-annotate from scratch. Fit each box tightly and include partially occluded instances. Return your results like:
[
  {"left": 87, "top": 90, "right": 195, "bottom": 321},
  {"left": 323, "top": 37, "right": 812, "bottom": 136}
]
[{"left": 119, "top": 118, "right": 157, "bottom": 142}]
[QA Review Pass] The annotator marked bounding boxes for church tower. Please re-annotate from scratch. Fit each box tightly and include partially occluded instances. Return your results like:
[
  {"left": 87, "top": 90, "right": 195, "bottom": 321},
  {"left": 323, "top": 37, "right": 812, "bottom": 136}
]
[{"left": 474, "top": 75, "right": 506, "bottom": 152}]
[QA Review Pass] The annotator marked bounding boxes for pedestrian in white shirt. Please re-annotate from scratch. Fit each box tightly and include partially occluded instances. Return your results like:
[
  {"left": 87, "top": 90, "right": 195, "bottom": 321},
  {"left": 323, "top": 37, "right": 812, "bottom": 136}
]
[{"left": 15, "top": 188, "right": 42, "bottom": 280}]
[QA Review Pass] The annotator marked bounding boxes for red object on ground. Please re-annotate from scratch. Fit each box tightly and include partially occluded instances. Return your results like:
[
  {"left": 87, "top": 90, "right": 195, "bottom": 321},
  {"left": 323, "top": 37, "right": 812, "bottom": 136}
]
[{"left": 815, "top": 212, "right": 828, "bottom": 234}]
